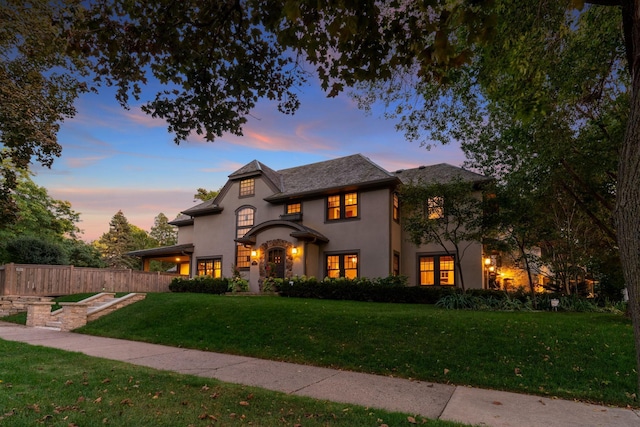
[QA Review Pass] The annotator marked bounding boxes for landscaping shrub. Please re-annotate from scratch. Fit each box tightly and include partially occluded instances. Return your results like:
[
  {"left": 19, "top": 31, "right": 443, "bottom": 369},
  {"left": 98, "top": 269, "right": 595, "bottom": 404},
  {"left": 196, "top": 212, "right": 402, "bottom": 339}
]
[
  {"left": 278, "top": 275, "right": 457, "bottom": 304},
  {"left": 169, "top": 276, "right": 229, "bottom": 294}
]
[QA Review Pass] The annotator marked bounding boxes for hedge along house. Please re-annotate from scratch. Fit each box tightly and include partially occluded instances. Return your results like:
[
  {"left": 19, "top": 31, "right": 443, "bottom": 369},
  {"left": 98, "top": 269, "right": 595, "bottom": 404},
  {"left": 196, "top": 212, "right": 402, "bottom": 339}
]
[{"left": 128, "top": 154, "right": 492, "bottom": 292}]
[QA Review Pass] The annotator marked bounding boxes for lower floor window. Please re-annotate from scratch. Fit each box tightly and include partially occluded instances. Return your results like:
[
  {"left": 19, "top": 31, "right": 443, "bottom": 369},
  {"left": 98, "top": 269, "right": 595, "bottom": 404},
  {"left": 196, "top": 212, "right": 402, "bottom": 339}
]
[
  {"left": 326, "top": 253, "right": 358, "bottom": 279},
  {"left": 236, "top": 245, "right": 251, "bottom": 269},
  {"left": 419, "top": 254, "right": 455, "bottom": 286},
  {"left": 197, "top": 258, "right": 222, "bottom": 278}
]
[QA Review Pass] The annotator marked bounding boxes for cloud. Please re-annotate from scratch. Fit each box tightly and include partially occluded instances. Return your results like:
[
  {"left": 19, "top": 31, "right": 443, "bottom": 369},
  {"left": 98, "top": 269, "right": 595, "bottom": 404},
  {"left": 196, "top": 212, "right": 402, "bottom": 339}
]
[{"left": 65, "top": 156, "right": 109, "bottom": 169}]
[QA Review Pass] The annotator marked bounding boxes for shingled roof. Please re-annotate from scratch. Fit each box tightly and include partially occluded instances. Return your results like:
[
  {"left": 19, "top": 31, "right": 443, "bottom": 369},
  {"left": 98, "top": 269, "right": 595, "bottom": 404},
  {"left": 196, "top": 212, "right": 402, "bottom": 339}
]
[
  {"left": 264, "top": 154, "right": 398, "bottom": 201},
  {"left": 393, "top": 163, "right": 490, "bottom": 186},
  {"left": 179, "top": 155, "right": 489, "bottom": 217}
]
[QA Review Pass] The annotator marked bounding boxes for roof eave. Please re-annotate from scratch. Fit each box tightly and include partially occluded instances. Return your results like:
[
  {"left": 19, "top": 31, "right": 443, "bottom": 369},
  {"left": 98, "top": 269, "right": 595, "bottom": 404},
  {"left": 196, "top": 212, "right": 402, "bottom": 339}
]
[{"left": 264, "top": 176, "right": 401, "bottom": 202}]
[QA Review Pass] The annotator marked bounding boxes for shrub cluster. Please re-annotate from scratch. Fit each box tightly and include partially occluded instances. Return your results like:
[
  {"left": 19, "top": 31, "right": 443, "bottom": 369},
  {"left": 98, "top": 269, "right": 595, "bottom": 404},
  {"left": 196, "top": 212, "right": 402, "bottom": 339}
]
[
  {"left": 169, "top": 276, "right": 229, "bottom": 294},
  {"left": 436, "top": 291, "right": 627, "bottom": 313},
  {"left": 277, "top": 275, "right": 458, "bottom": 304}
]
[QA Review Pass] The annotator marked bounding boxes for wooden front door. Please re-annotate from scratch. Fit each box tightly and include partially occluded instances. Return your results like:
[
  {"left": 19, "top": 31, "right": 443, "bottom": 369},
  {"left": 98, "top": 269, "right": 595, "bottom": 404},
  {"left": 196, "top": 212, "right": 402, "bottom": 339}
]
[{"left": 267, "top": 248, "right": 285, "bottom": 279}]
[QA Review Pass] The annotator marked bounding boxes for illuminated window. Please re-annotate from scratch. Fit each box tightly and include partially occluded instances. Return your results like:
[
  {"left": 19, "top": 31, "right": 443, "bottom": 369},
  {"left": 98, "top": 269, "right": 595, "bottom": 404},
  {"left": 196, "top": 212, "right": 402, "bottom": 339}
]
[
  {"left": 326, "top": 253, "right": 358, "bottom": 278},
  {"left": 419, "top": 255, "right": 455, "bottom": 286},
  {"left": 327, "top": 192, "right": 358, "bottom": 221},
  {"left": 286, "top": 202, "right": 301, "bottom": 214},
  {"left": 197, "top": 258, "right": 222, "bottom": 278},
  {"left": 427, "top": 196, "right": 444, "bottom": 219},
  {"left": 239, "top": 178, "right": 255, "bottom": 197},
  {"left": 236, "top": 207, "right": 255, "bottom": 268},
  {"left": 393, "top": 192, "right": 399, "bottom": 222}
]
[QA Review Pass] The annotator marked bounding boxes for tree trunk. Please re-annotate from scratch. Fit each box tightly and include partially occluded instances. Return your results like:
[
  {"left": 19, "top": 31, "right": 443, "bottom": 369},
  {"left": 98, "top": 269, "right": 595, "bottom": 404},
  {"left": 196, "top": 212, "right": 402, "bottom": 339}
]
[{"left": 615, "top": 0, "right": 640, "bottom": 396}]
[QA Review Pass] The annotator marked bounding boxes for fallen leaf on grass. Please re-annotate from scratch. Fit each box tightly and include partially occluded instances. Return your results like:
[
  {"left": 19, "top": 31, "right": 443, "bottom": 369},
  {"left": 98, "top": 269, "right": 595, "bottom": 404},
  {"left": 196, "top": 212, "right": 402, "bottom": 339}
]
[
  {"left": 201, "top": 385, "right": 210, "bottom": 391},
  {"left": 120, "top": 399, "right": 133, "bottom": 406},
  {"left": 93, "top": 397, "right": 102, "bottom": 404},
  {"left": 408, "top": 416, "right": 417, "bottom": 424},
  {"left": 101, "top": 378, "right": 111, "bottom": 384},
  {"left": 443, "top": 369, "right": 450, "bottom": 375},
  {"left": 239, "top": 401, "right": 250, "bottom": 406}
]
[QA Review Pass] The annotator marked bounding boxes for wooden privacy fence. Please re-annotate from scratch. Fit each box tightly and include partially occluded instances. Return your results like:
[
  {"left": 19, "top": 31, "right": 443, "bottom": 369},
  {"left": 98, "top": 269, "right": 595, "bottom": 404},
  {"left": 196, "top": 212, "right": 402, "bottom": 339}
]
[{"left": 0, "top": 263, "right": 185, "bottom": 296}]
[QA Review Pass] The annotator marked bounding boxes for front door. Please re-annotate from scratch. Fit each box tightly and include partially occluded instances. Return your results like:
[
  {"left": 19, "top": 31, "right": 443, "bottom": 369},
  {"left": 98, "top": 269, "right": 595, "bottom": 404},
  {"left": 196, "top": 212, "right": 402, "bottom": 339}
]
[{"left": 267, "top": 248, "right": 285, "bottom": 279}]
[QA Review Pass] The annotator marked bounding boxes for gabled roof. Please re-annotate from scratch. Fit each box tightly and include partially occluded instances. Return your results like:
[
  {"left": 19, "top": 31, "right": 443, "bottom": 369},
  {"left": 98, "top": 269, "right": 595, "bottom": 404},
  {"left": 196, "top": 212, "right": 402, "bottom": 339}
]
[
  {"left": 228, "top": 160, "right": 284, "bottom": 192},
  {"left": 393, "top": 163, "right": 491, "bottom": 186},
  {"left": 235, "top": 220, "right": 330, "bottom": 245},
  {"left": 265, "top": 154, "right": 399, "bottom": 202}
]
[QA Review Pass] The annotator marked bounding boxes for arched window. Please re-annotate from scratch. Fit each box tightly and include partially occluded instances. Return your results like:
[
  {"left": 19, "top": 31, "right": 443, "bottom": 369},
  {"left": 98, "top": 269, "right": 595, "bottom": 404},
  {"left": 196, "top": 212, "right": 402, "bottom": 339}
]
[{"left": 236, "top": 206, "right": 255, "bottom": 268}]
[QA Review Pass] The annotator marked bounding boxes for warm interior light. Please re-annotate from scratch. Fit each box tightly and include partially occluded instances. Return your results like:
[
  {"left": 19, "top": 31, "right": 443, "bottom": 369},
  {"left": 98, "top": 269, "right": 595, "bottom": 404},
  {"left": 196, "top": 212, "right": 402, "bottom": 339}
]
[
  {"left": 489, "top": 266, "right": 495, "bottom": 272},
  {"left": 251, "top": 250, "right": 257, "bottom": 257},
  {"left": 291, "top": 247, "right": 298, "bottom": 255},
  {"left": 176, "top": 257, "right": 180, "bottom": 262},
  {"left": 484, "top": 257, "right": 491, "bottom": 266}
]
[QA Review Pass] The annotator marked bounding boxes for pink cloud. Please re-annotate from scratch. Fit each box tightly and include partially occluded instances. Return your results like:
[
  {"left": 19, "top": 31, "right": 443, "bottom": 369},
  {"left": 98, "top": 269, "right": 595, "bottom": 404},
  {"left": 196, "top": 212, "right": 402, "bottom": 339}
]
[
  {"left": 65, "top": 156, "right": 108, "bottom": 169},
  {"left": 47, "top": 187, "right": 197, "bottom": 242}
]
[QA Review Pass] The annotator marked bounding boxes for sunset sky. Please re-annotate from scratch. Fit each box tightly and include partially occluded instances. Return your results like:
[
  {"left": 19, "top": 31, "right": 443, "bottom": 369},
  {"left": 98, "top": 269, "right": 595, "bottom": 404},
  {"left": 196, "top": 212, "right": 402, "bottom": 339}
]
[{"left": 32, "top": 80, "right": 467, "bottom": 242}]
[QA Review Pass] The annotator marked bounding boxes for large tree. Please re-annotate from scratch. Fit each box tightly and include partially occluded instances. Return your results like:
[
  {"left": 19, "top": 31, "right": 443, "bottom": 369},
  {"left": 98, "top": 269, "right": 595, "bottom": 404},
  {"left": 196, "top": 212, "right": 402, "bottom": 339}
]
[
  {"left": 400, "top": 179, "right": 485, "bottom": 291},
  {"left": 0, "top": 0, "right": 89, "bottom": 224}
]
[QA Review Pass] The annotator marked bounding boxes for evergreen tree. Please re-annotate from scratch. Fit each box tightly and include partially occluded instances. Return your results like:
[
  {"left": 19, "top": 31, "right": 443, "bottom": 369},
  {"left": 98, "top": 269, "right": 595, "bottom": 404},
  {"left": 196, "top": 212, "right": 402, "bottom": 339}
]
[
  {"left": 149, "top": 213, "right": 177, "bottom": 246},
  {"left": 97, "top": 210, "right": 137, "bottom": 269}
]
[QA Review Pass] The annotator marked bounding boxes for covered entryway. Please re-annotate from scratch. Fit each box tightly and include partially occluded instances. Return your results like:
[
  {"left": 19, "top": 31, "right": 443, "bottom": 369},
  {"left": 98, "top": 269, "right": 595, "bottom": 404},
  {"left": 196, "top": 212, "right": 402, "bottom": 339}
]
[{"left": 235, "top": 219, "right": 330, "bottom": 292}]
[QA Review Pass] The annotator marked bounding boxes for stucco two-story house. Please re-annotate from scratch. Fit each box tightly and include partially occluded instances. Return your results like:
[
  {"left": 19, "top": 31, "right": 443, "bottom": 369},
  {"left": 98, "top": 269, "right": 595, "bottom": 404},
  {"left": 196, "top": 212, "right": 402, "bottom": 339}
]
[{"left": 129, "top": 154, "right": 492, "bottom": 291}]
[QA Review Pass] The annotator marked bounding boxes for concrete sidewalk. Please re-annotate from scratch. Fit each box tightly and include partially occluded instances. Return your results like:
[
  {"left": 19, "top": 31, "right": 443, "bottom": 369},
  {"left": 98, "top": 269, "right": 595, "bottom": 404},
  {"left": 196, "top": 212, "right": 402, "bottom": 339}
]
[{"left": 1, "top": 321, "right": 638, "bottom": 427}]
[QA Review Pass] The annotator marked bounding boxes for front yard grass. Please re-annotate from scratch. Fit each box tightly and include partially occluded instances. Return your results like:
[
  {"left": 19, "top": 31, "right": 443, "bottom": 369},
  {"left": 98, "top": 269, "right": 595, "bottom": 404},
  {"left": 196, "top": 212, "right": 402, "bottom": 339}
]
[
  {"left": 1, "top": 339, "right": 459, "bottom": 427},
  {"left": 69, "top": 293, "right": 637, "bottom": 407}
]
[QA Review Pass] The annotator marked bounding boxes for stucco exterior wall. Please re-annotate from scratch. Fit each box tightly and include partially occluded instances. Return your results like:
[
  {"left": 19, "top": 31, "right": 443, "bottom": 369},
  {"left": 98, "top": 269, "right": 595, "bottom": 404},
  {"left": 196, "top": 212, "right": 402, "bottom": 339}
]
[{"left": 176, "top": 224, "right": 193, "bottom": 245}]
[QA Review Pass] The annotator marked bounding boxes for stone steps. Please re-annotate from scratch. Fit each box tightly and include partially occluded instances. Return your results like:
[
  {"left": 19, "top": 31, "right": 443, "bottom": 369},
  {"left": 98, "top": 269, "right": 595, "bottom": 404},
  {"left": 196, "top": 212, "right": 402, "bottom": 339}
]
[{"left": 30, "top": 293, "right": 146, "bottom": 331}]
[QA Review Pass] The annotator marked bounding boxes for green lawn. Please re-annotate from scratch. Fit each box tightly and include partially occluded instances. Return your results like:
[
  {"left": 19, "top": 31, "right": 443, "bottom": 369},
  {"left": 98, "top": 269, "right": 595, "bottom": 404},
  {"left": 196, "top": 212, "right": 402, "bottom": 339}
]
[
  {"left": 0, "top": 340, "right": 465, "bottom": 427},
  {"left": 72, "top": 293, "right": 638, "bottom": 407}
]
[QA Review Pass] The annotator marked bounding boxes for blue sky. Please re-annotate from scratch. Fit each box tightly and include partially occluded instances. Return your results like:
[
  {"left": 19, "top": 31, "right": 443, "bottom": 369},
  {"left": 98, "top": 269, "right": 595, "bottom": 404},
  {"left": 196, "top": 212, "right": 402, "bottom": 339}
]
[{"left": 32, "top": 81, "right": 467, "bottom": 241}]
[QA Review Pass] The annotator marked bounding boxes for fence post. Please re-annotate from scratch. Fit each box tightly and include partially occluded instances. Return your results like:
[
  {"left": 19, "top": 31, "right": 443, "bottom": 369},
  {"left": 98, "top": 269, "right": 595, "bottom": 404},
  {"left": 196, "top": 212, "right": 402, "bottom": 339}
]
[{"left": 4, "top": 263, "right": 16, "bottom": 296}]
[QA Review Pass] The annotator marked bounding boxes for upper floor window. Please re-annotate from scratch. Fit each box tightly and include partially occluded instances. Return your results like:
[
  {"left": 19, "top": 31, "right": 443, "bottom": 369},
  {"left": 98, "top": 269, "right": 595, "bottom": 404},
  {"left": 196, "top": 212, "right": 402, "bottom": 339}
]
[
  {"left": 327, "top": 192, "right": 358, "bottom": 221},
  {"left": 197, "top": 258, "right": 222, "bottom": 278},
  {"left": 239, "top": 178, "right": 255, "bottom": 197},
  {"left": 427, "top": 196, "right": 444, "bottom": 219},
  {"left": 286, "top": 202, "right": 301, "bottom": 214},
  {"left": 326, "top": 253, "right": 358, "bottom": 279},
  {"left": 393, "top": 192, "right": 399, "bottom": 222}
]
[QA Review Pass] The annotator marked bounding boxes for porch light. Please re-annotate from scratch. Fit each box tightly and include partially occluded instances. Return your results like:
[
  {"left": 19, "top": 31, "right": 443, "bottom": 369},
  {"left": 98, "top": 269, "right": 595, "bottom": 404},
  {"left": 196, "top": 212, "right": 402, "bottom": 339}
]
[
  {"left": 251, "top": 250, "right": 257, "bottom": 257},
  {"left": 484, "top": 257, "right": 491, "bottom": 266},
  {"left": 176, "top": 257, "right": 181, "bottom": 262},
  {"left": 291, "top": 247, "right": 298, "bottom": 255}
]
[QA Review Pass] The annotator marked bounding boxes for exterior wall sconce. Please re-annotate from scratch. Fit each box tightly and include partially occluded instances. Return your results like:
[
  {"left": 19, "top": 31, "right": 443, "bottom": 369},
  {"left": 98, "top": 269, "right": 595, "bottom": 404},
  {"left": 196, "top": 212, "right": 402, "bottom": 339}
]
[
  {"left": 291, "top": 247, "right": 299, "bottom": 255},
  {"left": 251, "top": 250, "right": 257, "bottom": 257}
]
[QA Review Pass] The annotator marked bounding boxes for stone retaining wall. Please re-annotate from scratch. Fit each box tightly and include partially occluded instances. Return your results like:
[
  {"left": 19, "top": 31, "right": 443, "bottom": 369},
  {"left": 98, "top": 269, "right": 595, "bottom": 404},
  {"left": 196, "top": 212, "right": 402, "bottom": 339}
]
[{"left": 0, "top": 296, "right": 53, "bottom": 317}]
